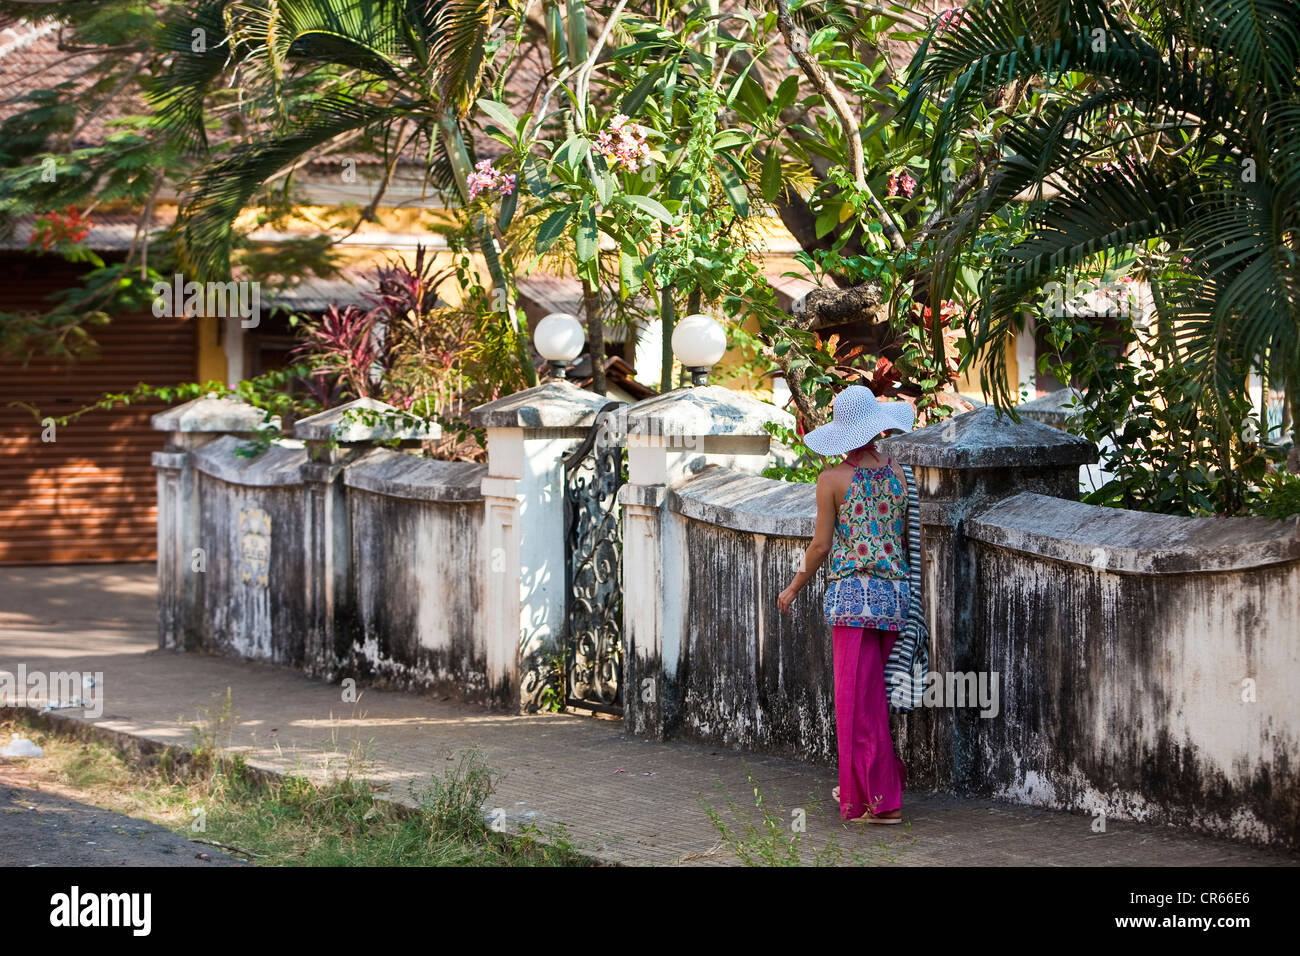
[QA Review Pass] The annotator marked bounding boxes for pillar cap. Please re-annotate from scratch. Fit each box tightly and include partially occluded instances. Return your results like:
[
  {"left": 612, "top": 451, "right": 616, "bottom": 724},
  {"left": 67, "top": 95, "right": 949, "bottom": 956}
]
[
  {"left": 622, "top": 385, "right": 793, "bottom": 439},
  {"left": 293, "top": 397, "right": 440, "bottom": 443},
  {"left": 879, "top": 406, "right": 1098, "bottom": 469},
  {"left": 151, "top": 395, "right": 275, "bottom": 433},
  {"left": 468, "top": 380, "right": 617, "bottom": 429},
  {"left": 345, "top": 448, "right": 486, "bottom": 503},
  {"left": 1017, "top": 387, "right": 1086, "bottom": 428}
]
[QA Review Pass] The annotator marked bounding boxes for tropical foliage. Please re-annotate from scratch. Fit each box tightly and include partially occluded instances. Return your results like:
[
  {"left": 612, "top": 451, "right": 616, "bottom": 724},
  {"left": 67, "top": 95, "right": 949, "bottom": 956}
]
[
  {"left": 2, "top": 0, "right": 1297, "bottom": 513},
  {"left": 899, "top": 0, "right": 1300, "bottom": 510}
]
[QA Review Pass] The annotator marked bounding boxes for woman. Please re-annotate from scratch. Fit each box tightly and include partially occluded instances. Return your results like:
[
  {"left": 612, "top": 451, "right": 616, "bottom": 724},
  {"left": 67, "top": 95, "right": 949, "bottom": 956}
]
[{"left": 777, "top": 385, "right": 914, "bottom": 825}]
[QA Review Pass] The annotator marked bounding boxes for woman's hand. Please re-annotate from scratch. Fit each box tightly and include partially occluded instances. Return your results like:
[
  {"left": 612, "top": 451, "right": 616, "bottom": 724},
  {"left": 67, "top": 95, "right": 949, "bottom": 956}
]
[{"left": 777, "top": 584, "right": 799, "bottom": 615}]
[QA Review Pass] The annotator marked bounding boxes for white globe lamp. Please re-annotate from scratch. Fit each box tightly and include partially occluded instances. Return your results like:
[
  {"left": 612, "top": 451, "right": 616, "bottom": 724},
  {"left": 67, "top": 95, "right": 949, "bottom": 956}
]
[
  {"left": 534, "top": 312, "right": 585, "bottom": 379},
  {"left": 672, "top": 313, "right": 727, "bottom": 386}
]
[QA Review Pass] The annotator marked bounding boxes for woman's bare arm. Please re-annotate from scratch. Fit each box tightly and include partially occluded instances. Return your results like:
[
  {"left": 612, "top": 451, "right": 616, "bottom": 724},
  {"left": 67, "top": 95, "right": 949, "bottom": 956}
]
[{"left": 778, "top": 471, "right": 840, "bottom": 614}]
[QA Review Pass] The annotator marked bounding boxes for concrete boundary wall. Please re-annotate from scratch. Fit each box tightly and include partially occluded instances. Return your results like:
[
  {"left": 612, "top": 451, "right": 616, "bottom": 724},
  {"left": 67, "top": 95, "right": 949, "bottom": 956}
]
[
  {"left": 626, "top": 406, "right": 1299, "bottom": 850},
  {"left": 966, "top": 492, "right": 1300, "bottom": 848},
  {"left": 154, "top": 393, "right": 1300, "bottom": 849},
  {"left": 156, "top": 387, "right": 614, "bottom": 714},
  {"left": 153, "top": 398, "right": 501, "bottom": 704},
  {"left": 344, "top": 449, "right": 491, "bottom": 700},
  {"left": 190, "top": 438, "right": 311, "bottom": 667},
  {"left": 659, "top": 467, "right": 836, "bottom": 763}
]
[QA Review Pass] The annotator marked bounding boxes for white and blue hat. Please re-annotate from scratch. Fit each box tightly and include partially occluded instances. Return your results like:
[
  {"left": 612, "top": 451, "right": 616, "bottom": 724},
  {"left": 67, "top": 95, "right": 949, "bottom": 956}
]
[{"left": 802, "top": 385, "right": 915, "bottom": 456}]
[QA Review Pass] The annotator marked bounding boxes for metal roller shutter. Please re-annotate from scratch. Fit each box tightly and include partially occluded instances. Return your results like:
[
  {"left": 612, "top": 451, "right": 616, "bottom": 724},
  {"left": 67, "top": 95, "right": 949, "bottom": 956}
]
[{"left": 0, "top": 261, "right": 197, "bottom": 564}]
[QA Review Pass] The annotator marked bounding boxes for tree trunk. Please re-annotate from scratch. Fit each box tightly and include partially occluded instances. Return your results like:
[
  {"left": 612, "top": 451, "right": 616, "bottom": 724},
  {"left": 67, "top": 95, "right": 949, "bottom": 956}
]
[
  {"left": 659, "top": 279, "right": 675, "bottom": 393},
  {"left": 583, "top": 279, "right": 606, "bottom": 395},
  {"left": 797, "top": 283, "right": 886, "bottom": 327}
]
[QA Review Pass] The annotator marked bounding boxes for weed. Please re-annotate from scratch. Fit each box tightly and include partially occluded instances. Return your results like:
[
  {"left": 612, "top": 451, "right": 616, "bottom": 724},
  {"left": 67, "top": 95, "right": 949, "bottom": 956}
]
[{"left": 702, "top": 766, "right": 914, "bottom": 867}]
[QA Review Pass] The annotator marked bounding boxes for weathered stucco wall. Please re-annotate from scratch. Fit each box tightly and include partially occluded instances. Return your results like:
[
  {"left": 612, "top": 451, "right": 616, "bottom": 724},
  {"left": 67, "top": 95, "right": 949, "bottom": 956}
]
[
  {"left": 661, "top": 467, "right": 838, "bottom": 763},
  {"left": 652, "top": 466, "right": 1300, "bottom": 850},
  {"left": 191, "top": 437, "right": 310, "bottom": 666},
  {"left": 967, "top": 492, "right": 1300, "bottom": 849},
  {"left": 172, "top": 437, "right": 494, "bottom": 705},
  {"left": 345, "top": 449, "right": 492, "bottom": 702}
]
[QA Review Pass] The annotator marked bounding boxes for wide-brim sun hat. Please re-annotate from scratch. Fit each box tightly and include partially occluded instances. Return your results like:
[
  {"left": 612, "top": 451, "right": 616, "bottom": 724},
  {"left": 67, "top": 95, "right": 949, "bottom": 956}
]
[{"left": 802, "top": 385, "right": 916, "bottom": 456}]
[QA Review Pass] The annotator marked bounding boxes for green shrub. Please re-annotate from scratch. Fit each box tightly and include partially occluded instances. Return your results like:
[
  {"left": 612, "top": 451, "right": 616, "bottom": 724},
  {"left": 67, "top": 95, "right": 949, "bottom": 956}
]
[{"left": 1246, "top": 472, "right": 1300, "bottom": 520}]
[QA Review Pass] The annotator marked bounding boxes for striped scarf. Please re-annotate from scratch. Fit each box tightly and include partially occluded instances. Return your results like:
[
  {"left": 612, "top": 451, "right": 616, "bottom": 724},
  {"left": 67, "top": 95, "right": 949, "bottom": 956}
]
[{"left": 884, "top": 462, "right": 930, "bottom": 713}]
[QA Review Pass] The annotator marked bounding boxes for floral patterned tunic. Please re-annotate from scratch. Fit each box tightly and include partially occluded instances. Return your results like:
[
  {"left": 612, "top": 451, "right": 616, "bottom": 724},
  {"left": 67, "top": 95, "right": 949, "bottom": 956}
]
[{"left": 823, "top": 461, "right": 910, "bottom": 631}]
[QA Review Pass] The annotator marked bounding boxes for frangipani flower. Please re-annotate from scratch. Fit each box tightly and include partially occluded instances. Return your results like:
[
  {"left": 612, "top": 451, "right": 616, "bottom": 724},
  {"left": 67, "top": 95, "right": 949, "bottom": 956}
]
[
  {"left": 466, "top": 159, "right": 516, "bottom": 199},
  {"left": 934, "top": 7, "right": 969, "bottom": 34},
  {"left": 595, "top": 114, "right": 652, "bottom": 172}
]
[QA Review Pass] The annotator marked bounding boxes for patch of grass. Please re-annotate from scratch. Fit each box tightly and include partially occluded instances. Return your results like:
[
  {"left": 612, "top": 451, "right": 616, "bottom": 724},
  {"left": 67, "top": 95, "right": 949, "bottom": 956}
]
[
  {"left": 0, "top": 705, "right": 592, "bottom": 867},
  {"left": 701, "top": 765, "right": 918, "bottom": 866}
]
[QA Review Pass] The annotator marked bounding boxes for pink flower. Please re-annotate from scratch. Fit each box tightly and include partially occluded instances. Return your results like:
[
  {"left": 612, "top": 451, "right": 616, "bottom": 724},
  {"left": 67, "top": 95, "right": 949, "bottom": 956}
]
[
  {"left": 934, "top": 7, "right": 968, "bottom": 34},
  {"left": 466, "top": 159, "right": 515, "bottom": 200},
  {"left": 595, "top": 114, "right": 651, "bottom": 172},
  {"left": 886, "top": 171, "right": 918, "bottom": 198}
]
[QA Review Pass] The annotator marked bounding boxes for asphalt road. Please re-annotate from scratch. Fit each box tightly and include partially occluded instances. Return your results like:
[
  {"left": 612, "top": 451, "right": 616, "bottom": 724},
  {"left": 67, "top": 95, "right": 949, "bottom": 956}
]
[{"left": 0, "top": 772, "right": 242, "bottom": 867}]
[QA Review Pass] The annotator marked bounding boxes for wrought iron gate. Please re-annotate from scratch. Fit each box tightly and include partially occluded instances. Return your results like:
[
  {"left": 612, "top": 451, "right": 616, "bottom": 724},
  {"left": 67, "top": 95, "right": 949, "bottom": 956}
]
[{"left": 562, "top": 401, "right": 626, "bottom": 714}]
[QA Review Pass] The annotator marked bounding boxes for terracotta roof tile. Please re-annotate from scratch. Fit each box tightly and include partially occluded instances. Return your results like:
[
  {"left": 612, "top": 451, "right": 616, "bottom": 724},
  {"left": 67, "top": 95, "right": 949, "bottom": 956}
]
[{"left": 0, "top": 19, "right": 148, "bottom": 147}]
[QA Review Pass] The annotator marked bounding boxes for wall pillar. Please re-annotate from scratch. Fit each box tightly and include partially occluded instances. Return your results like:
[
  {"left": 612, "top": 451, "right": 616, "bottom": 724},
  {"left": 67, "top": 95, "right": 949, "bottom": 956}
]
[
  {"left": 618, "top": 385, "right": 794, "bottom": 739},
  {"left": 151, "top": 396, "right": 275, "bottom": 651},
  {"left": 879, "top": 406, "right": 1098, "bottom": 792},
  {"left": 293, "top": 397, "right": 439, "bottom": 680},
  {"left": 469, "top": 382, "right": 614, "bottom": 711}
]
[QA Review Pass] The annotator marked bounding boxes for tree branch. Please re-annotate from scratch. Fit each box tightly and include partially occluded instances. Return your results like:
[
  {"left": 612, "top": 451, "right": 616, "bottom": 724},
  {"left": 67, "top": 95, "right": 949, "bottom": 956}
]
[{"left": 773, "top": 0, "right": 905, "bottom": 251}]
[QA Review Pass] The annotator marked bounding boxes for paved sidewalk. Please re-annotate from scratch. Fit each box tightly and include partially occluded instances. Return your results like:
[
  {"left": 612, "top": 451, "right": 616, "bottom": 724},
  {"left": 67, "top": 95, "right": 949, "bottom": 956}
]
[{"left": 1, "top": 564, "right": 1294, "bottom": 866}]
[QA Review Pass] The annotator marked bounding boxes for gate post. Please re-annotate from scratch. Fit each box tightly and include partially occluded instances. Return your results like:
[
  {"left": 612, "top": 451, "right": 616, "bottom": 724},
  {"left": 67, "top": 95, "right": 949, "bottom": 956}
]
[
  {"left": 293, "top": 397, "right": 439, "bottom": 681},
  {"left": 618, "top": 386, "right": 794, "bottom": 739},
  {"left": 879, "top": 407, "right": 1097, "bottom": 792},
  {"left": 470, "top": 382, "right": 613, "bottom": 712},
  {"left": 152, "top": 396, "right": 274, "bottom": 651}
]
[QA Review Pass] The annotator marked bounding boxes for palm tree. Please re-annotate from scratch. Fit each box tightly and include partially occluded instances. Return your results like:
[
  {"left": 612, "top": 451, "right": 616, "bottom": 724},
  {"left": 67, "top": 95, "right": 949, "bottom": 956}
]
[
  {"left": 150, "top": 0, "right": 537, "bottom": 385},
  {"left": 900, "top": 0, "right": 1299, "bottom": 464}
]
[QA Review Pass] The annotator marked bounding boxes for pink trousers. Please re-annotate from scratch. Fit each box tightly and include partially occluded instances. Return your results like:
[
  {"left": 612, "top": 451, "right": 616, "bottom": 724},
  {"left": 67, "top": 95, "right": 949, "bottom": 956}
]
[{"left": 832, "top": 625, "right": 907, "bottom": 819}]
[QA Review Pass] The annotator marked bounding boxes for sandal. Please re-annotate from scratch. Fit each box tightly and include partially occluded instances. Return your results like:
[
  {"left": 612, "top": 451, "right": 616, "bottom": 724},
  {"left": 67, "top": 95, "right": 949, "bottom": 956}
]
[{"left": 849, "top": 809, "right": 903, "bottom": 825}]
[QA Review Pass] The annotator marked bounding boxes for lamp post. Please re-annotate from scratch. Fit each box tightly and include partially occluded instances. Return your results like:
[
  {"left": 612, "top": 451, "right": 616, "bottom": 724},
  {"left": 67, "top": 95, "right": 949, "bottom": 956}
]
[
  {"left": 671, "top": 313, "right": 727, "bottom": 386},
  {"left": 534, "top": 312, "right": 585, "bottom": 379}
]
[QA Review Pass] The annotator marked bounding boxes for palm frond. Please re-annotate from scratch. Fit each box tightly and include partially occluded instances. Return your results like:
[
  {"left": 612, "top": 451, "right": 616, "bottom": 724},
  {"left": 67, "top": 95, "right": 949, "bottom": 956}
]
[
  {"left": 1179, "top": 171, "right": 1300, "bottom": 396},
  {"left": 431, "top": 0, "right": 493, "bottom": 117},
  {"left": 228, "top": 0, "right": 419, "bottom": 83},
  {"left": 990, "top": 161, "right": 1191, "bottom": 314},
  {"left": 1192, "top": 0, "right": 1300, "bottom": 93},
  {"left": 176, "top": 92, "right": 395, "bottom": 279},
  {"left": 143, "top": 1, "right": 232, "bottom": 153}
]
